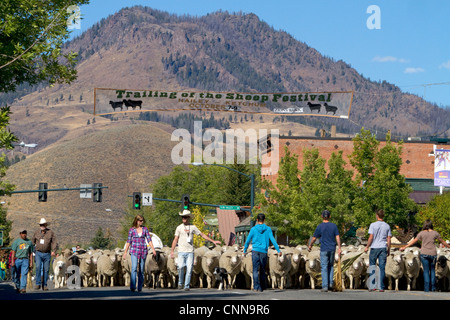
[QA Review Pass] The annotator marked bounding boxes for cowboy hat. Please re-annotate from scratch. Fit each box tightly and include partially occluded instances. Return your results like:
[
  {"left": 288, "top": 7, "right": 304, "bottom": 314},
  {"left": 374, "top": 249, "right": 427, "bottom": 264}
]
[
  {"left": 179, "top": 210, "right": 192, "bottom": 218},
  {"left": 39, "top": 218, "right": 49, "bottom": 225}
]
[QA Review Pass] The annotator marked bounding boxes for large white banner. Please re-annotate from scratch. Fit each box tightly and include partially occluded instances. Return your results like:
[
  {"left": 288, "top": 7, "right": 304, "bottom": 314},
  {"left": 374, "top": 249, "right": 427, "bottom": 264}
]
[{"left": 94, "top": 88, "right": 354, "bottom": 118}]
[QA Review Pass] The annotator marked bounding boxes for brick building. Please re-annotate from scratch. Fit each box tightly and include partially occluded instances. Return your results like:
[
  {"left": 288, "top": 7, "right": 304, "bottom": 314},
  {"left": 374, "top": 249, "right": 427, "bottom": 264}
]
[{"left": 261, "top": 135, "right": 448, "bottom": 204}]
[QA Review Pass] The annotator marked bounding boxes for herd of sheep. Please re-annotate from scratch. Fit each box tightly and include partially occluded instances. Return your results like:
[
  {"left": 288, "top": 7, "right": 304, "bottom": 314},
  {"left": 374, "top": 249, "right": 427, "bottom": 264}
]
[{"left": 51, "top": 244, "right": 450, "bottom": 292}]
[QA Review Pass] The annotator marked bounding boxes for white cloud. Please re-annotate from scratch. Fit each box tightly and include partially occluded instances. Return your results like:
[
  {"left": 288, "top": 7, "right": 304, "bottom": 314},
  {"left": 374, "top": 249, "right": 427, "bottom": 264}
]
[
  {"left": 404, "top": 67, "right": 425, "bottom": 74},
  {"left": 372, "top": 56, "right": 409, "bottom": 63},
  {"left": 439, "top": 60, "right": 450, "bottom": 70}
]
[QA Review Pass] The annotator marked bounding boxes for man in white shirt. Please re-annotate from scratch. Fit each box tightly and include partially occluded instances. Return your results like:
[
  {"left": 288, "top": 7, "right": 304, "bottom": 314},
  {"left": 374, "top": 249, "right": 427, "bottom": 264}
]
[{"left": 170, "top": 210, "right": 220, "bottom": 290}]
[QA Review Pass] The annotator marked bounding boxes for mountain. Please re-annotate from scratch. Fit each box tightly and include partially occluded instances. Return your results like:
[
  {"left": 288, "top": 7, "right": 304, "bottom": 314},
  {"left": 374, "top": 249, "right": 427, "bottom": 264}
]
[
  {"left": 3, "top": 6, "right": 450, "bottom": 245},
  {"left": 4, "top": 123, "right": 180, "bottom": 245},
  {"left": 13, "top": 6, "right": 449, "bottom": 137}
]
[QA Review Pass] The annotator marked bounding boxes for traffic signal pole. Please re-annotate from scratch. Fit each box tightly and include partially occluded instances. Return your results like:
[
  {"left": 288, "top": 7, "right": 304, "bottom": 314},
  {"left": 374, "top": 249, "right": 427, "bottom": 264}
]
[{"left": 128, "top": 195, "right": 252, "bottom": 212}]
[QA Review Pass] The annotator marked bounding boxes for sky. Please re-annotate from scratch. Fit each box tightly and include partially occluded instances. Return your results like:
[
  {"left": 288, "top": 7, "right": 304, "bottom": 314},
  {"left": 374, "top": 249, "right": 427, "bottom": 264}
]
[{"left": 69, "top": 0, "right": 450, "bottom": 109}]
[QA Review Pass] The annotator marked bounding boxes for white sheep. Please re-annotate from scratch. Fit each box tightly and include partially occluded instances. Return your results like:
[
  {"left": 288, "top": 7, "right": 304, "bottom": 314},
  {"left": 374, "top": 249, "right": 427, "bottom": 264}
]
[
  {"left": 342, "top": 251, "right": 364, "bottom": 289},
  {"left": 305, "top": 249, "right": 321, "bottom": 289},
  {"left": 191, "top": 246, "right": 209, "bottom": 288},
  {"left": 403, "top": 250, "right": 421, "bottom": 291},
  {"left": 53, "top": 255, "right": 66, "bottom": 289},
  {"left": 241, "top": 251, "right": 254, "bottom": 290},
  {"left": 121, "top": 253, "right": 132, "bottom": 287},
  {"left": 359, "top": 252, "right": 370, "bottom": 288},
  {"left": 268, "top": 248, "right": 291, "bottom": 290},
  {"left": 219, "top": 247, "right": 242, "bottom": 288},
  {"left": 79, "top": 253, "right": 96, "bottom": 287},
  {"left": 166, "top": 248, "right": 179, "bottom": 288},
  {"left": 386, "top": 252, "right": 405, "bottom": 291},
  {"left": 97, "top": 251, "right": 119, "bottom": 287},
  {"left": 201, "top": 249, "right": 221, "bottom": 289}
]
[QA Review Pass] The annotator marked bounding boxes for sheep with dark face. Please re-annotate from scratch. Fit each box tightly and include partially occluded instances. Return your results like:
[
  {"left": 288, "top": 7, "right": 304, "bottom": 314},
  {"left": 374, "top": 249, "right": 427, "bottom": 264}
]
[{"left": 435, "top": 253, "right": 449, "bottom": 291}]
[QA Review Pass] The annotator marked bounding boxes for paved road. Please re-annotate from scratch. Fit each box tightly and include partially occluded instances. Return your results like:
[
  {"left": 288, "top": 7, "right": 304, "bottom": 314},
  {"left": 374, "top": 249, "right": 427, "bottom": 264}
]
[{"left": 2, "top": 280, "right": 449, "bottom": 301}]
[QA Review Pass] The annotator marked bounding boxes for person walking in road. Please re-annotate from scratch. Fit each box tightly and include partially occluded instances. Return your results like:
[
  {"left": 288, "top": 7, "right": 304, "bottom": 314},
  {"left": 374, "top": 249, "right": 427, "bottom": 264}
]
[
  {"left": 364, "top": 209, "right": 391, "bottom": 292},
  {"left": 11, "top": 229, "right": 33, "bottom": 293},
  {"left": 123, "top": 214, "right": 157, "bottom": 292},
  {"left": 308, "top": 210, "right": 341, "bottom": 292},
  {"left": 0, "top": 257, "right": 6, "bottom": 281},
  {"left": 400, "top": 219, "right": 450, "bottom": 292},
  {"left": 243, "top": 213, "right": 281, "bottom": 292},
  {"left": 170, "top": 210, "right": 220, "bottom": 291},
  {"left": 31, "top": 218, "right": 58, "bottom": 291}
]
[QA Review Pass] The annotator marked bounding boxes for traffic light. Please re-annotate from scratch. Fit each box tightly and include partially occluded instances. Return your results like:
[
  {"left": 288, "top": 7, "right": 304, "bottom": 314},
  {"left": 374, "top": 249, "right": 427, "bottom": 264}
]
[
  {"left": 38, "top": 183, "right": 47, "bottom": 202},
  {"left": 181, "top": 194, "right": 190, "bottom": 211},
  {"left": 93, "top": 183, "right": 102, "bottom": 202},
  {"left": 133, "top": 192, "right": 141, "bottom": 210}
]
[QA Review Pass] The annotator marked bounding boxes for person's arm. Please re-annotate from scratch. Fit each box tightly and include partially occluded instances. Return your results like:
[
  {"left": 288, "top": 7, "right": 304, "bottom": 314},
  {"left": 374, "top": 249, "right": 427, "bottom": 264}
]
[
  {"left": 122, "top": 228, "right": 133, "bottom": 258},
  {"left": 10, "top": 251, "right": 15, "bottom": 267},
  {"left": 268, "top": 230, "right": 282, "bottom": 256},
  {"left": 308, "top": 237, "right": 317, "bottom": 251},
  {"left": 50, "top": 231, "right": 57, "bottom": 256},
  {"left": 400, "top": 237, "right": 419, "bottom": 251},
  {"left": 437, "top": 237, "right": 450, "bottom": 248},
  {"left": 243, "top": 229, "right": 253, "bottom": 254},
  {"left": 386, "top": 235, "right": 391, "bottom": 255},
  {"left": 364, "top": 234, "right": 374, "bottom": 252},
  {"left": 170, "top": 236, "right": 179, "bottom": 258},
  {"left": 200, "top": 232, "right": 221, "bottom": 246},
  {"left": 336, "top": 235, "right": 341, "bottom": 255}
]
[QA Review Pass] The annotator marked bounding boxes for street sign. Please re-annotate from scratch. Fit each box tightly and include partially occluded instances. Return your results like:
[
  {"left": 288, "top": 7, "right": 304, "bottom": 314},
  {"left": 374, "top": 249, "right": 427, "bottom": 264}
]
[
  {"left": 219, "top": 205, "right": 240, "bottom": 210},
  {"left": 80, "top": 184, "right": 92, "bottom": 198},
  {"left": 142, "top": 193, "right": 153, "bottom": 206}
]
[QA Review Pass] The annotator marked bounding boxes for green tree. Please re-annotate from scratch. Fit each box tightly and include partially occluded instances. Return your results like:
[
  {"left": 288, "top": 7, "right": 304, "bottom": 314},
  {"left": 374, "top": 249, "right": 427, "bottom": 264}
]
[
  {"left": 90, "top": 227, "right": 112, "bottom": 249},
  {"left": 258, "top": 146, "right": 301, "bottom": 240},
  {"left": 326, "top": 150, "right": 357, "bottom": 236},
  {"left": 0, "top": 0, "right": 90, "bottom": 92},
  {"left": 349, "top": 128, "right": 379, "bottom": 185},
  {"left": 419, "top": 192, "right": 450, "bottom": 240},
  {"left": 290, "top": 148, "right": 328, "bottom": 242},
  {"left": 351, "top": 130, "right": 417, "bottom": 229}
]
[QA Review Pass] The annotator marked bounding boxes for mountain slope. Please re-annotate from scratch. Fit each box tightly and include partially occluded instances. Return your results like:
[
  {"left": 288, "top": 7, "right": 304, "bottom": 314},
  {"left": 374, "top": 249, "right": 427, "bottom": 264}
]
[{"left": 4, "top": 123, "right": 179, "bottom": 244}]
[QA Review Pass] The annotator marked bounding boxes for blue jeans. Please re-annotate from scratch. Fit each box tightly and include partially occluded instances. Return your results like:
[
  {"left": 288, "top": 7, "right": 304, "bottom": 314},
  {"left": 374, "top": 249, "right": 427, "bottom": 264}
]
[
  {"left": 320, "top": 250, "right": 335, "bottom": 289},
  {"left": 14, "top": 258, "right": 29, "bottom": 290},
  {"left": 130, "top": 254, "right": 146, "bottom": 291},
  {"left": 251, "top": 251, "right": 268, "bottom": 291},
  {"left": 178, "top": 252, "right": 194, "bottom": 289},
  {"left": 420, "top": 254, "right": 436, "bottom": 292},
  {"left": 35, "top": 251, "right": 51, "bottom": 287},
  {"left": 369, "top": 247, "right": 387, "bottom": 290}
]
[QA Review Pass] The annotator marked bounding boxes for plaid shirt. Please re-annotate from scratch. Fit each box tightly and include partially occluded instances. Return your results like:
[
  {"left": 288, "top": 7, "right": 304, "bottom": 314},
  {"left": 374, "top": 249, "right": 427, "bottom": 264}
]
[{"left": 127, "top": 227, "right": 152, "bottom": 259}]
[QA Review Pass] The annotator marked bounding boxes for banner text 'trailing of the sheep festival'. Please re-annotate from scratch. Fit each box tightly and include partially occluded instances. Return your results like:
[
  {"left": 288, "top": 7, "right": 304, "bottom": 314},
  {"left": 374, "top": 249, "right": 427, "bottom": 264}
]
[{"left": 94, "top": 88, "right": 354, "bottom": 118}]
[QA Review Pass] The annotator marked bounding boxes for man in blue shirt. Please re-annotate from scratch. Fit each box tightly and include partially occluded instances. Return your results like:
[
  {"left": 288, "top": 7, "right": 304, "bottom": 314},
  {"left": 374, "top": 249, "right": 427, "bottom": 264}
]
[
  {"left": 308, "top": 210, "right": 341, "bottom": 292},
  {"left": 244, "top": 213, "right": 281, "bottom": 292}
]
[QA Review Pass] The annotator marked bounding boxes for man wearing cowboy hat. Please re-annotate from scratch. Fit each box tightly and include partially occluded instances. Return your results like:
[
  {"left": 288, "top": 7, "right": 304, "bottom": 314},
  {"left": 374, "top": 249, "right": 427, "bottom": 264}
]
[
  {"left": 31, "top": 218, "right": 58, "bottom": 291},
  {"left": 170, "top": 210, "right": 220, "bottom": 291}
]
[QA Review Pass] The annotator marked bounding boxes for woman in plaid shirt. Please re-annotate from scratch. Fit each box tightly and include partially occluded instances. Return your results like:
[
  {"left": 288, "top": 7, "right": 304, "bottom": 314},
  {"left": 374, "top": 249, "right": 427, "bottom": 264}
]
[{"left": 123, "top": 215, "right": 157, "bottom": 292}]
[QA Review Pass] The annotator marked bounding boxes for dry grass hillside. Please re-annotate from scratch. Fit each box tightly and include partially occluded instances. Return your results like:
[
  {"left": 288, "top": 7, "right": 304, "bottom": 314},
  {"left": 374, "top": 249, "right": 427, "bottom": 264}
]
[{"left": 3, "top": 122, "right": 181, "bottom": 245}]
